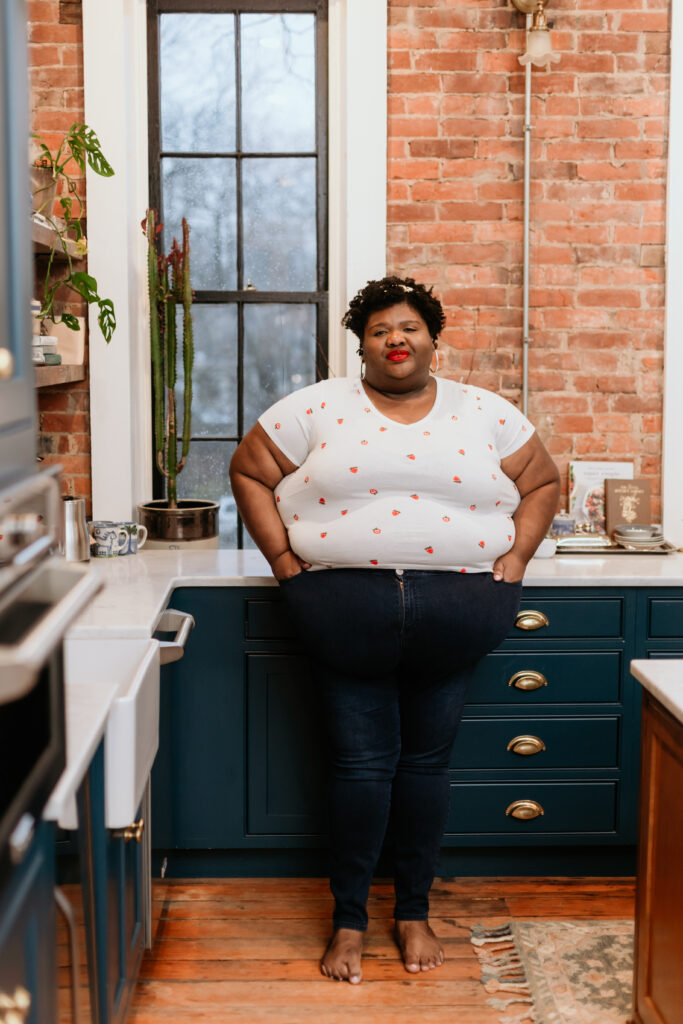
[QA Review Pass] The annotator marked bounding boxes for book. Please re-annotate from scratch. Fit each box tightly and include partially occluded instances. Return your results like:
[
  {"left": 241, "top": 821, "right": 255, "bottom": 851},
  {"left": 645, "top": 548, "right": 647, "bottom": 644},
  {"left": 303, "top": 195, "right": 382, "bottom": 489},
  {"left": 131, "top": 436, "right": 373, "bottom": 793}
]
[
  {"left": 604, "top": 478, "right": 652, "bottom": 537},
  {"left": 568, "top": 461, "right": 634, "bottom": 534}
]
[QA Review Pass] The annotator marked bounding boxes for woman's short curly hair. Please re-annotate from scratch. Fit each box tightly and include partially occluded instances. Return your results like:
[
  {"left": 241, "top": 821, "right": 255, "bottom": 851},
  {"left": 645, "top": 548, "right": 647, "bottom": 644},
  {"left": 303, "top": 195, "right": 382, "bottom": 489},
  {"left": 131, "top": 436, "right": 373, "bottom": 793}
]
[{"left": 341, "top": 276, "right": 446, "bottom": 350}]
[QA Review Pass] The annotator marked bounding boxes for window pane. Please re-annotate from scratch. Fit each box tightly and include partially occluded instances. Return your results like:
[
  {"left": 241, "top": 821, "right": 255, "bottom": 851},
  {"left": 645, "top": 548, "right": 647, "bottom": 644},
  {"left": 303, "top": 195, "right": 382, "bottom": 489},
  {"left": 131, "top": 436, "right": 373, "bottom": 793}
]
[
  {"left": 162, "top": 157, "right": 237, "bottom": 290},
  {"left": 243, "top": 304, "right": 316, "bottom": 430},
  {"left": 180, "top": 440, "right": 238, "bottom": 548},
  {"left": 242, "top": 158, "right": 316, "bottom": 291},
  {"left": 160, "top": 14, "right": 236, "bottom": 153},
  {"left": 175, "top": 305, "right": 238, "bottom": 438},
  {"left": 240, "top": 14, "right": 315, "bottom": 153}
]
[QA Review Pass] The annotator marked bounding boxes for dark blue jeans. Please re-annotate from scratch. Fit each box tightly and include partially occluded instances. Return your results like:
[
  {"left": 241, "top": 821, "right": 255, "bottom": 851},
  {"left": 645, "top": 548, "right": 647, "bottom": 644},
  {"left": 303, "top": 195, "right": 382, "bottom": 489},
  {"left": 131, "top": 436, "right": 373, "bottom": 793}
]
[{"left": 278, "top": 568, "right": 522, "bottom": 931}]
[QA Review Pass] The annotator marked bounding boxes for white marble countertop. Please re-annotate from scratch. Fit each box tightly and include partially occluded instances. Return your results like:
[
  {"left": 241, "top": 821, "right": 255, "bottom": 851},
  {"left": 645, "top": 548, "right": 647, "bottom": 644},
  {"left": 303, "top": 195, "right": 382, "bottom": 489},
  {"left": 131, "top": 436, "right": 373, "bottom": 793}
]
[
  {"left": 66, "top": 548, "right": 683, "bottom": 641},
  {"left": 631, "top": 659, "right": 683, "bottom": 725}
]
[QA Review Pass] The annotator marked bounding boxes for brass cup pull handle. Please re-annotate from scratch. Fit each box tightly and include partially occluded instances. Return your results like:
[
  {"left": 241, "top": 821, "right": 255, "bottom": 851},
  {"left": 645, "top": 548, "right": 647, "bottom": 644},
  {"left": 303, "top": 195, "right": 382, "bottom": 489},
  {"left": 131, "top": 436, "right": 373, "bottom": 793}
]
[
  {"left": 515, "top": 609, "right": 549, "bottom": 631},
  {"left": 113, "top": 817, "right": 145, "bottom": 843},
  {"left": 506, "top": 799, "right": 544, "bottom": 820},
  {"left": 508, "top": 670, "right": 548, "bottom": 691},
  {"left": 507, "top": 734, "right": 546, "bottom": 756}
]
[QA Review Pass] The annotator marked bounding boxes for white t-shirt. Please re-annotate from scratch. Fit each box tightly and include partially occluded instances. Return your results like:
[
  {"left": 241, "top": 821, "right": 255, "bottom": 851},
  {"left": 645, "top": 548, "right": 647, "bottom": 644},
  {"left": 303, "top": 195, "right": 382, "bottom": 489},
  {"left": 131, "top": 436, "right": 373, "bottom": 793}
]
[{"left": 258, "top": 377, "right": 535, "bottom": 573}]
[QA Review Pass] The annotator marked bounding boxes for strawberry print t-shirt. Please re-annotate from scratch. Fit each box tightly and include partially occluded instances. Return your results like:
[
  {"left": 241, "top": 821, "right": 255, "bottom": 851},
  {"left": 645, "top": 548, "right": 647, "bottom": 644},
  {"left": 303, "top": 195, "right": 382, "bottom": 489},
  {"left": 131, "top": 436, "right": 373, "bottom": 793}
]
[{"left": 258, "top": 377, "right": 535, "bottom": 573}]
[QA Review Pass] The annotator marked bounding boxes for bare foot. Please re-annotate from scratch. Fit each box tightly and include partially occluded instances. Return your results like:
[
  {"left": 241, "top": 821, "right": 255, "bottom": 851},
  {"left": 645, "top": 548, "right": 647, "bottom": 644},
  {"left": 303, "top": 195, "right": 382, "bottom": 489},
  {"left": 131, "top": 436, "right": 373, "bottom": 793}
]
[
  {"left": 394, "top": 920, "right": 444, "bottom": 973},
  {"left": 320, "top": 927, "right": 363, "bottom": 984}
]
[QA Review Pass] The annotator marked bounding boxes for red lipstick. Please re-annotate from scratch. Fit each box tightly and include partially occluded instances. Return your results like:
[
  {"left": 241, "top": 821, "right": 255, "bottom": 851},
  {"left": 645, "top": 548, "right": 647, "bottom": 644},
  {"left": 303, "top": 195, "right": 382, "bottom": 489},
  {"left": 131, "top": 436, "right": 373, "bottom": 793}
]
[{"left": 387, "top": 350, "right": 409, "bottom": 362}]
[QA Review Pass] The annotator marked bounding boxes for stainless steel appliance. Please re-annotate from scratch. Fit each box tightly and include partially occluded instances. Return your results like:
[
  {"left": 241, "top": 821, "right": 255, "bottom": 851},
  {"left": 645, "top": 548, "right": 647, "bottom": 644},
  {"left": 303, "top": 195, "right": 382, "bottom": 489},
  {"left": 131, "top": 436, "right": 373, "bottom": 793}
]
[
  {"left": 0, "top": 0, "right": 35, "bottom": 485},
  {"left": 0, "top": 471, "right": 102, "bottom": 886}
]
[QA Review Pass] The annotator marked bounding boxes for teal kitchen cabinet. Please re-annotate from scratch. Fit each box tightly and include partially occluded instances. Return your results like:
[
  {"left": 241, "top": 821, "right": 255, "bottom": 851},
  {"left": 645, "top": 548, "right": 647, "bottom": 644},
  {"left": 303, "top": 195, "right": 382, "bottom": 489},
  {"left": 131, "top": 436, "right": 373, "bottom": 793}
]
[
  {"left": 152, "top": 585, "right": 683, "bottom": 874},
  {"left": 73, "top": 740, "right": 144, "bottom": 1024},
  {"left": 0, "top": 820, "right": 57, "bottom": 1024}
]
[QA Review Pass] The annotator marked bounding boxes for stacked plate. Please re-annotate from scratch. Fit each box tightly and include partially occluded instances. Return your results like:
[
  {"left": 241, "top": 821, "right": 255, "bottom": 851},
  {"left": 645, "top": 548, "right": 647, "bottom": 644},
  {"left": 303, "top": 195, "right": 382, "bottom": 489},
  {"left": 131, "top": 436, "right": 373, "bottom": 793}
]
[{"left": 613, "top": 524, "right": 664, "bottom": 550}]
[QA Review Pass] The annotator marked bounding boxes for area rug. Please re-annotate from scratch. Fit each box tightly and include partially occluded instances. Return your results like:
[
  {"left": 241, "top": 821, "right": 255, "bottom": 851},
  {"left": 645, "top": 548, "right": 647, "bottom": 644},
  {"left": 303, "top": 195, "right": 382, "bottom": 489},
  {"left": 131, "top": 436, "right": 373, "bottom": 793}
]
[{"left": 470, "top": 920, "right": 634, "bottom": 1024}]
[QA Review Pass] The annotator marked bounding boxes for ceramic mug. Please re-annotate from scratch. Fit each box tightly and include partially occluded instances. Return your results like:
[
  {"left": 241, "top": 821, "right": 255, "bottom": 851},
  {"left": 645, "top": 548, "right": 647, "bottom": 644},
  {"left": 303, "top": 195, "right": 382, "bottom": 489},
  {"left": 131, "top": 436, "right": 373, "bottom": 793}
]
[
  {"left": 88, "top": 521, "right": 128, "bottom": 558},
  {"left": 116, "top": 522, "right": 148, "bottom": 555}
]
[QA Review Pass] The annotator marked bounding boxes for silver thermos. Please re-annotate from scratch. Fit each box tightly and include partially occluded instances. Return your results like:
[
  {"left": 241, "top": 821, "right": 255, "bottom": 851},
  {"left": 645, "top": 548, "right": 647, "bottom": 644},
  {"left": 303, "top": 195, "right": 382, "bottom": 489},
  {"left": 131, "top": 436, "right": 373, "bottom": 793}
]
[{"left": 62, "top": 496, "right": 90, "bottom": 561}]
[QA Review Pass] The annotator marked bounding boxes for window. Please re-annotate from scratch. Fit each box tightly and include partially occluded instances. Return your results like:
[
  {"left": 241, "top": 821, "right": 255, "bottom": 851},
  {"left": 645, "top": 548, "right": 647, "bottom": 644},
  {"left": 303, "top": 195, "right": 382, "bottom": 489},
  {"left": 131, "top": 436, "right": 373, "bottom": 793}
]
[{"left": 147, "top": 0, "right": 328, "bottom": 546}]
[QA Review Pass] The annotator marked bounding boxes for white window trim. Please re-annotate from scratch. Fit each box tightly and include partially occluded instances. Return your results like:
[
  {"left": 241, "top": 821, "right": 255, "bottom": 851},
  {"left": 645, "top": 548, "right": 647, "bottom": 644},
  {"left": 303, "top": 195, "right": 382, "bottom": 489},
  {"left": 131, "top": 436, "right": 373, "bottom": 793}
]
[
  {"left": 82, "top": 0, "right": 386, "bottom": 520},
  {"left": 662, "top": 0, "right": 683, "bottom": 546}
]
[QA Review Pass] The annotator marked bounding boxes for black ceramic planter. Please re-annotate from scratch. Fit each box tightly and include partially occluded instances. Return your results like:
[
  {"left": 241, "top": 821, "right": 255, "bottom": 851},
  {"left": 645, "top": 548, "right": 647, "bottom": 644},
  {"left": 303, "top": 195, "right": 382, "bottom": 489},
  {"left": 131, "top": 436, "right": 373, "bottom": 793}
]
[{"left": 137, "top": 499, "right": 219, "bottom": 543}]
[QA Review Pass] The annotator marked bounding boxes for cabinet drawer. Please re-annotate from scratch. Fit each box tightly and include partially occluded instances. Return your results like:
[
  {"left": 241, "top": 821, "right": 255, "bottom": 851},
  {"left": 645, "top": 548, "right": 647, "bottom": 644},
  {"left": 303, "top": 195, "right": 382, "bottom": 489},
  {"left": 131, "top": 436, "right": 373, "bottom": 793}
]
[
  {"left": 451, "top": 716, "right": 619, "bottom": 769},
  {"left": 648, "top": 599, "right": 683, "bottom": 639},
  {"left": 445, "top": 781, "right": 617, "bottom": 835},
  {"left": 245, "top": 599, "right": 295, "bottom": 640},
  {"left": 468, "top": 651, "right": 621, "bottom": 704},
  {"left": 512, "top": 598, "right": 623, "bottom": 638}
]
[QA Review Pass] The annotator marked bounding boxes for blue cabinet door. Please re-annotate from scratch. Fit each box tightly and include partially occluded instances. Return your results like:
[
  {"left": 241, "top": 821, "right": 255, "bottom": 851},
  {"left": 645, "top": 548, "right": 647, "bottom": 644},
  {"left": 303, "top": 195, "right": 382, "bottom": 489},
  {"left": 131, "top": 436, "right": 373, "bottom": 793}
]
[
  {"left": 152, "top": 589, "right": 246, "bottom": 849},
  {"left": 0, "top": 820, "right": 57, "bottom": 1024},
  {"left": 105, "top": 817, "right": 143, "bottom": 1024},
  {"left": 85, "top": 741, "right": 144, "bottom": 1024},
  {"left": 246, "top": 653, "right": 327, "bottom": 836}
]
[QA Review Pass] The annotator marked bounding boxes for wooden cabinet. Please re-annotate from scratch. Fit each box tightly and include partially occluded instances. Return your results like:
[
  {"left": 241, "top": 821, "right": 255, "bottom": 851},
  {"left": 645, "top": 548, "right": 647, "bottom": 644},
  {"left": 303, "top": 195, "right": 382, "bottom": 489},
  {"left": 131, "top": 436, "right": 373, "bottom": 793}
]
[
  {"left": 0, "top": 820, "right": 58, "bottom": 1024},
  {"left": 150, "top": 585, "right": 683, "bottom": 876},
  {"left": 632, "top": 688, "right": 683, "bottom": 1024}
]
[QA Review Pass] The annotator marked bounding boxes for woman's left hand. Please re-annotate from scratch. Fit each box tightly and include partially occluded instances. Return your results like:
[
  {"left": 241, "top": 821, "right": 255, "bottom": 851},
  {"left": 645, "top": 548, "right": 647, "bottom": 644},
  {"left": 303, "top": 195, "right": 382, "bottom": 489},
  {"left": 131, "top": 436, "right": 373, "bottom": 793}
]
[{"left": 492, "top": 551, "right": 527, "bottom": 583}]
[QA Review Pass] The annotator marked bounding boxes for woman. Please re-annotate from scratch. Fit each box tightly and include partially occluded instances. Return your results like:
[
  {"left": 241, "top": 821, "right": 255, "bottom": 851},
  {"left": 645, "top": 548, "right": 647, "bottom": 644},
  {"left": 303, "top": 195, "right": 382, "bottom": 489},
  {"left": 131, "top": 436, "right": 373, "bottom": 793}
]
[{"left": 229, "top": 276, "right": 560, "bottom": 985}]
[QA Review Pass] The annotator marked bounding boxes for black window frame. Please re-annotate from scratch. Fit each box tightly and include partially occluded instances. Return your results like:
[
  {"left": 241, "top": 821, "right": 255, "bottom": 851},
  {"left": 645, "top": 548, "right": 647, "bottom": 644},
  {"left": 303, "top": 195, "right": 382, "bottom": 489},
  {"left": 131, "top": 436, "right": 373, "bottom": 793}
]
[{"left": 147, "top": 0, "right": 329, "bottom": 545}]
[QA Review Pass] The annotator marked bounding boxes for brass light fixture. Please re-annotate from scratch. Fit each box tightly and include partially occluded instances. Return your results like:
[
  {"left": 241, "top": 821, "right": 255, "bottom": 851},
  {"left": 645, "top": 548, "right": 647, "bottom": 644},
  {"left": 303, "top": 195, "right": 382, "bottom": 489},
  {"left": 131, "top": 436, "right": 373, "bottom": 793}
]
[{"left": 512, "top": 0, "right": 560, "bottom": 67}]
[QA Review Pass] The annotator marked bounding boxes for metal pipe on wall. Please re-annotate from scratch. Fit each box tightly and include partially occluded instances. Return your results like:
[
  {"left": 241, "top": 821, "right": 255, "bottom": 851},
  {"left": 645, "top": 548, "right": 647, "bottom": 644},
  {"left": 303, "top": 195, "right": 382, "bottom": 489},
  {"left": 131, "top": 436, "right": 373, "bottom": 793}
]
[{"left": 522, "top": 12, "right": 532, "bottom": 418}]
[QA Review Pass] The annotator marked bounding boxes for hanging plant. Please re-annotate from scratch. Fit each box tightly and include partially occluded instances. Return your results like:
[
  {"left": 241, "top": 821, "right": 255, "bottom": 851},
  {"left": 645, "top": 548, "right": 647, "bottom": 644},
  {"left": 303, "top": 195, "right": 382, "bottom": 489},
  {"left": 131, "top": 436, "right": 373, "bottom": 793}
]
[{"left": 31, "top": 122, "right": 116, "bottom": 342}]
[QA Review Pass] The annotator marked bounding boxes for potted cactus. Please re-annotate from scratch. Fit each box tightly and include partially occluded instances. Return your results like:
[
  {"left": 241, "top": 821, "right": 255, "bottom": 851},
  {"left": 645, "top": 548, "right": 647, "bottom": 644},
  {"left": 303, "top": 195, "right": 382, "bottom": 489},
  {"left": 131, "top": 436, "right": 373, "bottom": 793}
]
[{"left": 137, "top": 208, "right": 219, "bottom": 547}]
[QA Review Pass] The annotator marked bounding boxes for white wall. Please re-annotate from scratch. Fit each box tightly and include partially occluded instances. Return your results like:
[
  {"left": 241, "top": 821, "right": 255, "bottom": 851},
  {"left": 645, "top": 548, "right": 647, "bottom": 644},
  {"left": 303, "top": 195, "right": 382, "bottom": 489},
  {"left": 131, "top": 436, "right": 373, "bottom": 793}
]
[
  {"left": 83, "top": 0, "right": 387, "bottom": 519},
  {"left": 662, "top": 0, "right": 683, "bottom": 546}
]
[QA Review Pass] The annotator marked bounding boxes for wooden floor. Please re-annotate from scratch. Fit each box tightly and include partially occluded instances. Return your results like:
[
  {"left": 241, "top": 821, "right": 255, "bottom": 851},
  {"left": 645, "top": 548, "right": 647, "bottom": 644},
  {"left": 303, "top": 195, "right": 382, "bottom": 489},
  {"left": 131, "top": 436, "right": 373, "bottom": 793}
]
[{"left": 128, "top": 876, "right": 636, "bottom": 1023}]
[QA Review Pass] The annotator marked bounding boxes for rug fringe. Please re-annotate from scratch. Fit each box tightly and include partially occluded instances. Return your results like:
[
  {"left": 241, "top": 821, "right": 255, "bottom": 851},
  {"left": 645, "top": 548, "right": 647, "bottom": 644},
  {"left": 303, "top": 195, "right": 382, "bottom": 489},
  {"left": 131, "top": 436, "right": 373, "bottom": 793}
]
[{"left": 470, "top": 923, "right": 536, "bottom": 1024}]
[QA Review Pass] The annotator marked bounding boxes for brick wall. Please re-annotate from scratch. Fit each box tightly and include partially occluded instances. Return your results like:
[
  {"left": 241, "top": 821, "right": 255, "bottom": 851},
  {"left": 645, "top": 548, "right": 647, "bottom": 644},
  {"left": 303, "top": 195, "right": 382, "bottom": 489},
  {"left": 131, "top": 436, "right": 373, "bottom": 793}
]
[
  {"left": 29, "top": 0, "right": 92, "bottom": 511},
  {"left": 387, "top": 0, "right": 670, "bottom": 516},
  {"left": 29, "top": 0, "right": 671, "bottom": 520}
]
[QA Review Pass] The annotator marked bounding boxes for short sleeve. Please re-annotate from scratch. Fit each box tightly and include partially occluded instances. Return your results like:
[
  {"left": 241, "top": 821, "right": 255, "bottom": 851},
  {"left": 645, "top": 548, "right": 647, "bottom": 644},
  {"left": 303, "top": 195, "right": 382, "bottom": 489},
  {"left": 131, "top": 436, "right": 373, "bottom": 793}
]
[
  {"left": 257, "top": 385, "right": 319, "bottom": 466},
  {"left": 488, "top": 391, "right": 535, "bottom": 459}
]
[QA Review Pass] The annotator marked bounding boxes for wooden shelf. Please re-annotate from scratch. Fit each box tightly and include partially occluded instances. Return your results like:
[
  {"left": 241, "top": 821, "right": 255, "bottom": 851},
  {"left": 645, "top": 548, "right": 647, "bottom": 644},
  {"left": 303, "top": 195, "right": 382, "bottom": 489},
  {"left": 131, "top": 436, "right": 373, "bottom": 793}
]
[
  {"left": 34, "top": 363, "right": 86, "bottom": 388},
  {"left": 31, "top": 217, "right": 81, "bottom": 259}
]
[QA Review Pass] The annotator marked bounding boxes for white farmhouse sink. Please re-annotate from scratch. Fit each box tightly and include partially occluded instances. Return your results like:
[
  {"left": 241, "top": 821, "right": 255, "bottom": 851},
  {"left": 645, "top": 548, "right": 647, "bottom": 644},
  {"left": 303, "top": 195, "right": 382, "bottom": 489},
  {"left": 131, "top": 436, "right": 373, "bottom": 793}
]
[{"left": 105, "top": 640, "right": 160, "bottom": 829}]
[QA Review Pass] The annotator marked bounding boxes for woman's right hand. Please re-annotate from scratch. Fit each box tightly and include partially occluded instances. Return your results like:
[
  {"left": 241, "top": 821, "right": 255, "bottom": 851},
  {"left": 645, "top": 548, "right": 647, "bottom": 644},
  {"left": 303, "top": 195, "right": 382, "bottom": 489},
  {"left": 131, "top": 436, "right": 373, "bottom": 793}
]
[{"left": 271, "top": 549, "right": 311, "bottom": 581}]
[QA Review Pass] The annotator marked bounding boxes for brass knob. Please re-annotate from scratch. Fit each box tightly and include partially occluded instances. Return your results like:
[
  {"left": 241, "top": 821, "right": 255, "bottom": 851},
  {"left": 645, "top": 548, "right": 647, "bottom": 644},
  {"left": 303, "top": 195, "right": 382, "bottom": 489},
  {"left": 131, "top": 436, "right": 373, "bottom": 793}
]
[
  {"left": 506, "top": 799, "right": 544, "bottom": 820},
  {"left": 515, "top": 609, "right": 549, "bottom": 631},
  {"left": 507, "top": 734, "right": 546, "bottom": 756},
  {"left": 508, "top": 669, "right": 548, "bottom": 691},
  {"left": 0, "top": 986, "right": 31, "bottom": 1023},
  {"left": 113, "top": 817, "right": 144, "bottom": 843},
  {"left": 0, "top": 348, "right": 14, "bottom": 381}
]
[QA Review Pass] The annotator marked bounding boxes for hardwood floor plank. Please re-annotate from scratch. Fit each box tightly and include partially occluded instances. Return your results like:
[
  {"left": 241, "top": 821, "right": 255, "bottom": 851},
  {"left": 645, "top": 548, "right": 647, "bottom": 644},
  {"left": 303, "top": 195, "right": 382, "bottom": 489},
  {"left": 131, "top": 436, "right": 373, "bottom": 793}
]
[
  {"left": 138, "top": 957, "right": 482, "bottom": 983},
  {"left": 130, "top": 1007, "right": 500, "bottom": 1024},
  {"left": 132, "top": 978, "right": 484, "bottom": 1008},
  {"left": 148, "top": 915, "right": 500, "bottom": 941},
  {"left": 154, "top": 896, "right": 507, "bottom": 920}
]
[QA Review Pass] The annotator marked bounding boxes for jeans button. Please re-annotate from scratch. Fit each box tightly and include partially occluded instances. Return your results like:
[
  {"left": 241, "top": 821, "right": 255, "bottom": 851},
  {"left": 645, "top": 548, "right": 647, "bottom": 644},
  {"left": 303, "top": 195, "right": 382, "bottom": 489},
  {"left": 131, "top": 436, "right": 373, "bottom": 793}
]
[{"left": 395, "top": 569, "right": 404, "bottom": 576}]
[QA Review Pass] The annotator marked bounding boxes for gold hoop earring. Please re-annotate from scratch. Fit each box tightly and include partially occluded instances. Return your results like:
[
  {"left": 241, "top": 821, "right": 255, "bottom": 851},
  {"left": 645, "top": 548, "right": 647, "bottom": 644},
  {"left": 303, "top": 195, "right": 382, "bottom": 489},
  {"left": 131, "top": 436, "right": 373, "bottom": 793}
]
[{"left": 430, "top": 349, "right": 440, "bottom": 375}]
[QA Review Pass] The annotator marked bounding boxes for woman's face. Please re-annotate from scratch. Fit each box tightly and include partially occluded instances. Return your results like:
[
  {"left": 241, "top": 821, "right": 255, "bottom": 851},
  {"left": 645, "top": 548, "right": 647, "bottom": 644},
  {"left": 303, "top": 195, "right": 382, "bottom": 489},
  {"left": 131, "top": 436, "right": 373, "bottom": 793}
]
[{"left": 362, "top": 302, "right": 435, "bottom": 390}]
